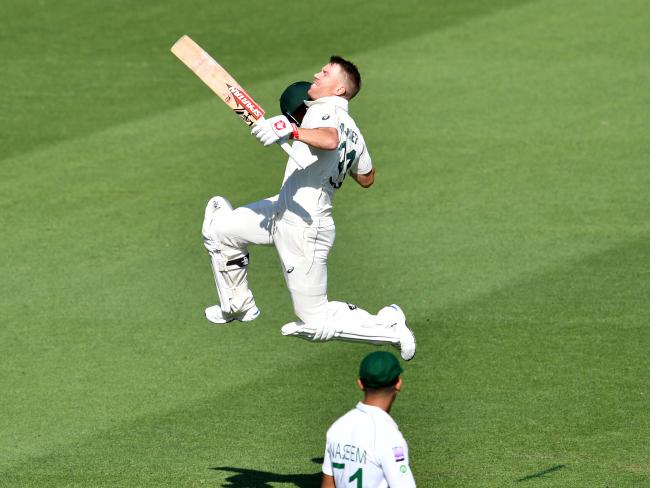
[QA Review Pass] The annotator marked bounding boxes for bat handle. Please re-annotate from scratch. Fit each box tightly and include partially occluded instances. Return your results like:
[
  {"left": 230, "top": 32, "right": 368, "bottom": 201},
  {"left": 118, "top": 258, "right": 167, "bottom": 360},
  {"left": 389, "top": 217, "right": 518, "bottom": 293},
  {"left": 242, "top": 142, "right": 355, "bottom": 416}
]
[
  {"left": 255, "top": 117, "right": 315, "bottom": 169},
  {"left": 279, "top": 141, "right": 316, "bottom": 169}
]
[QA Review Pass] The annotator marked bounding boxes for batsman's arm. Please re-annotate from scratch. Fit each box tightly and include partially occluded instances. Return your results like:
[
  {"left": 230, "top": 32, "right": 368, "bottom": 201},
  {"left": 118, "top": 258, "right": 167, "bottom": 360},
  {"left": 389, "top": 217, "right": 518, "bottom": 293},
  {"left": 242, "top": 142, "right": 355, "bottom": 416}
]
[
  {"left": 351, "top": 168, "right": 375, "bottom": 188},
  {"left": 293, "top": 127, "right": 338, "bottom": 151}
]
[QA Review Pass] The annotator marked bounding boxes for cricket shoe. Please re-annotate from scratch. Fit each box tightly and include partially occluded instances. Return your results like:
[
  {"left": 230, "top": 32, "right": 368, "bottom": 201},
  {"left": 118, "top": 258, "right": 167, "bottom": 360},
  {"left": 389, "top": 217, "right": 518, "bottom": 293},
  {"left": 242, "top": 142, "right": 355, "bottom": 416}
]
[
  {"left": 378, "top": 304, "right": 416, "bottom": 361},
  {"left": 204, "top": 305, "right": 260, "bottom": 324},
  {"left": 280, "top": 322, "right": 308, "bottom": 338},
  {"left": 280, "top": 322, "right": 313, "bottom": 341},
  {"left": 281, "top": 322, "right": 302, "bottom": 336}
]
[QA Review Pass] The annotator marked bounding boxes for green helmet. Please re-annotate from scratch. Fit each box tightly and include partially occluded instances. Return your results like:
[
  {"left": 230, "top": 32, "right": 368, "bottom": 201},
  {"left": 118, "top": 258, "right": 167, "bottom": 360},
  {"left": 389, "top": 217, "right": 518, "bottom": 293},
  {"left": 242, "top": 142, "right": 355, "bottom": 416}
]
[{"left": 280, "top": 81, "right": 311, "bottom": 126}]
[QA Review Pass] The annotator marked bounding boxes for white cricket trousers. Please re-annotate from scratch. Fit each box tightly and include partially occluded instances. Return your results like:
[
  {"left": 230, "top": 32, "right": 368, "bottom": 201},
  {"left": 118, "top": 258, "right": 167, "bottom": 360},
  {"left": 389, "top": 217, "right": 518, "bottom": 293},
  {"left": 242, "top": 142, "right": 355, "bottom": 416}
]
[{"left": 202, "top": 196, "right": 401, "bottom": 345}]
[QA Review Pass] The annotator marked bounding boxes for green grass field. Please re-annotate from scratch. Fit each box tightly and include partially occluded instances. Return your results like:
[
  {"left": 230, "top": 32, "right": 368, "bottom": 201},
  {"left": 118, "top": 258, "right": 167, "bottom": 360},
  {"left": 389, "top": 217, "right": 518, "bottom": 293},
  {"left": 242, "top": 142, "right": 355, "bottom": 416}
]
[{"left": 2, "top": 0, "right": 649, "bottom": 486}]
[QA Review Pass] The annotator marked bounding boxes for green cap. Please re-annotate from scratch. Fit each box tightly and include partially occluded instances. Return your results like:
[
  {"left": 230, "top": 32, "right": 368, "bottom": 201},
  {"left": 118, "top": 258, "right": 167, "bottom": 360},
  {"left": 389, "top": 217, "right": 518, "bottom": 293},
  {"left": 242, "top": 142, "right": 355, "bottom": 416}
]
[
  {"left": 280, "top": 81, "right": 311, "bottom": 124},
  {"left": 359, "top": 351, "right": 403, "bottom": 388}
]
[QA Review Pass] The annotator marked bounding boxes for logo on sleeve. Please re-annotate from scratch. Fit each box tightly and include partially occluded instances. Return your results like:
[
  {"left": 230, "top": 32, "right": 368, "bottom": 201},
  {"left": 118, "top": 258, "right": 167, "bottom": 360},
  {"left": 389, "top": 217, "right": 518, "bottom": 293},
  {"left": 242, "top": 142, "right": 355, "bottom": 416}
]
[
  {"left": 392, "top": 446, "right": 405, "bottom": 462},
  {"left": 322, "top": 115, "right": 330, "bottom": 120}
]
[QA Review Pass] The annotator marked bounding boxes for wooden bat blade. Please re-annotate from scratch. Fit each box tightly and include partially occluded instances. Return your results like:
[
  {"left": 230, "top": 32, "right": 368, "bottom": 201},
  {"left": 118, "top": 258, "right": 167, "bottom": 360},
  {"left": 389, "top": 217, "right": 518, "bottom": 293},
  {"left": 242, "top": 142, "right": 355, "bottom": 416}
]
[
  {"left": 170, "top": 35, "right": 314, "bottom": 169},
  {"left": 171, "top": 35, "right": 265, "bottom": 126}
]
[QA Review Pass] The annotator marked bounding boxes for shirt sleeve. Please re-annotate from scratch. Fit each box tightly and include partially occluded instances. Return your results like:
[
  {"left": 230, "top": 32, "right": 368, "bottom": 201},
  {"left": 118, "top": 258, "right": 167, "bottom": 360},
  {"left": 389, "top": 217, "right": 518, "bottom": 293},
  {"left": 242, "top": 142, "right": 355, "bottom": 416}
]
[
  {"left": 350, "top": 145, "right": 372, "bottom": 175},
  {"left": 303, "top": 103, "right": 338, "bottom": 130},
  {"left": 378, "top": 437, "right": 416, "bottom": 487},
  {"left": 322, "top": 438, "right": 333, "bottom": 476}
]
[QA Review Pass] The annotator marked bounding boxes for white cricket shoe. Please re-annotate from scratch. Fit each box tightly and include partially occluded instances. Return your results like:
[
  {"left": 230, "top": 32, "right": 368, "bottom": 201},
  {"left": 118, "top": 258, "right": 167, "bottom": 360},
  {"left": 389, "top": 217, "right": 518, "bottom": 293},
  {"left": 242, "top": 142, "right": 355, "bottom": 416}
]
[
  {"left": 281, "top": 322, "right": 302, "bottom": 336},
  {"left": 378, "top": 304, "right": 416, "bottom": 361},
  {"left": 204, "top": 305, "right": 260, "bottom": 324}
]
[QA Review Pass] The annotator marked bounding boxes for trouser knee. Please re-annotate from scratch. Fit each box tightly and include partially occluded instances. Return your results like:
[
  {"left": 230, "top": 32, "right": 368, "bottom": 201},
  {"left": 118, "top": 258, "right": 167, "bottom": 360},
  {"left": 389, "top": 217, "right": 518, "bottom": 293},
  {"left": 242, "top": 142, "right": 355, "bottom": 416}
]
[
  {"left": 290, "top": 292, "right": 328, "bottom": 325},
  {"left": 202, "top": 196, "right": 234, "bottom": 252}
]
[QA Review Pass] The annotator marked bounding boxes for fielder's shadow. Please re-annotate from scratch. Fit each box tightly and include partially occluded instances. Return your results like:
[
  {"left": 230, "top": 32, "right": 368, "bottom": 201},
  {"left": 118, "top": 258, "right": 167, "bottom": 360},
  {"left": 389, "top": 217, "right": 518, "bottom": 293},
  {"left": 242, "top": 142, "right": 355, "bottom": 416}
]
[{"left": 211, "top": 457, "right": 323, "bottom": 488}]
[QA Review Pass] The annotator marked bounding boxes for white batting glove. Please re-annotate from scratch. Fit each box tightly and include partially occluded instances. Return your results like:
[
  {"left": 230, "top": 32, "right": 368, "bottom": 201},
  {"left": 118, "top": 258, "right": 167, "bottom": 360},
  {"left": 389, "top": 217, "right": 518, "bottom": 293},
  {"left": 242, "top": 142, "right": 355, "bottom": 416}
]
[
  {"left": 251, "top": 115, "right": 294, "bottom": 147},
  {"left": 312, "top": 320, "right": 337, "bottom": 341}
]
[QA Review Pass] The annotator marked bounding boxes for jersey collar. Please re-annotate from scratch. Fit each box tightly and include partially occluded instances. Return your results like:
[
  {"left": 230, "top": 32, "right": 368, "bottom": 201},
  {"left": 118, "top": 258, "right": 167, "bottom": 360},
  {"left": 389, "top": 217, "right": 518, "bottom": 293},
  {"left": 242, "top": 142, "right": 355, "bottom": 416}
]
[
  {"left": 304, "top": 95, "right": 349, "bottom": 112},
  {"left": 356, "top": 401, "right": 397, "bottom": 426}
]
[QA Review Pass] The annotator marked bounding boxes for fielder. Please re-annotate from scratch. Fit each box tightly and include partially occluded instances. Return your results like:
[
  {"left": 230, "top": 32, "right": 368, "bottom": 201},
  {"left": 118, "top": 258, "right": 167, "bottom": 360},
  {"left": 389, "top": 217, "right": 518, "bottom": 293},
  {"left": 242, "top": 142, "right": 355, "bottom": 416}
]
[
  {"left": 201, "top": 56, "right": 416, "bottom": 360},
  {"left": 321, "top": 351, "right": 416, "bottom": 487}
]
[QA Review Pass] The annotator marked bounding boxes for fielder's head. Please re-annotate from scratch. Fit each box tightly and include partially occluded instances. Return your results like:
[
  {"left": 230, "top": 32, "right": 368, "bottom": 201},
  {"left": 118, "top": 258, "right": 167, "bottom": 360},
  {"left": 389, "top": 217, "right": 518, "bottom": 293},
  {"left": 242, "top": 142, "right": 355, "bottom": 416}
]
[
  {"left": 280, "top": 81, "right": 311, "bottom": 126},
  {"left": 358, "top": 351, "right": 403, "bottom": 395},
  {"left": 308, "top": 55, "right": 361, "bottom": 101}
]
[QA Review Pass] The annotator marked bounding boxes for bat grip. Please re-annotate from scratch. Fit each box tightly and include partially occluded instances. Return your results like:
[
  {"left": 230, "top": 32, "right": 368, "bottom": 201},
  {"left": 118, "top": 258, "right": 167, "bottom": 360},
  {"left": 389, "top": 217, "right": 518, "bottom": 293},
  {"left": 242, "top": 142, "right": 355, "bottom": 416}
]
[{"left": 255, "top": 117, "right": 315, "bottom": 169}]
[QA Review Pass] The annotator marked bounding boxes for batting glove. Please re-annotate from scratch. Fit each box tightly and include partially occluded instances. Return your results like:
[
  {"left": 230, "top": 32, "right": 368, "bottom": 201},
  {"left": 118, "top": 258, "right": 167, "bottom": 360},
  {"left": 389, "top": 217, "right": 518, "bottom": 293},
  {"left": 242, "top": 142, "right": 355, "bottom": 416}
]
[
  {"left": 251, "top": 115, "right": 295, "bottom": 147},
  {"left": 312, "top": 320, "right": 337, "bottom": 341}
]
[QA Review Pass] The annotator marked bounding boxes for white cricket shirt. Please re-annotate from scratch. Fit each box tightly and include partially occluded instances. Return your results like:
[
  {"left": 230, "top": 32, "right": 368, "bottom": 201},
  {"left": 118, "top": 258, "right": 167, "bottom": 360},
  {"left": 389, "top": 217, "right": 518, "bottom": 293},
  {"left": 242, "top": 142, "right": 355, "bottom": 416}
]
[
  {"left": 322, "top": 402, "right": 416, "bottom": 487},
  {"left": 276, "top": 96, "right": 372, "bottom": 227}
]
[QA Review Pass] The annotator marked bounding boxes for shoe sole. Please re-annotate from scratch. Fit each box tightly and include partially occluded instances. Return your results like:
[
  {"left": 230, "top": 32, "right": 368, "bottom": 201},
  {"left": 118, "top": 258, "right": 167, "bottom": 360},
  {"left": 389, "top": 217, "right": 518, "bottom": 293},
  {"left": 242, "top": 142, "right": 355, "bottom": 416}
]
[
  {"left": 401, "top": 325, "right": 417, "bottom": 361},
  {"left": 205, "top": 307, "right": 260, "bottom": 324},
  {"left": 205, "top": 314, "right": 235, "bottom": 325},
  {"left": 240, "top": 308, "right": 261, "bottom": 322},
  {"left": 281, "top": 322, "right": 302, "bottom": 336}
]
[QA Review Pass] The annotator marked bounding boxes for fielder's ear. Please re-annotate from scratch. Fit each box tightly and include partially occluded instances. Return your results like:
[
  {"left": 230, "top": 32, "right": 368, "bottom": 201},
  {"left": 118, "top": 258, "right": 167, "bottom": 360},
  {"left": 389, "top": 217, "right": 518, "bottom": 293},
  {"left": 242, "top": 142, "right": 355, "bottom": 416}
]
[
  {"left": 357, "top": 378, "right": 365, "bottom": 391},
  {"left": 335, "top": 84, "right": 347, "bottom": 97},
  {"left": 395, "top": 377, "right": 403, "bottom": 392}
]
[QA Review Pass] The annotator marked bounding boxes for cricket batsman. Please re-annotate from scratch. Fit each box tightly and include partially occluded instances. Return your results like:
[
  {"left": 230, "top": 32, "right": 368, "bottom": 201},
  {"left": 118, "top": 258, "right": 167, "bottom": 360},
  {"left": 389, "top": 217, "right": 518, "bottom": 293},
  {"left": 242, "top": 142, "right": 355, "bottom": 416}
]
[{"left": 201, "top": 56, "right": 416, "bottom": 360}]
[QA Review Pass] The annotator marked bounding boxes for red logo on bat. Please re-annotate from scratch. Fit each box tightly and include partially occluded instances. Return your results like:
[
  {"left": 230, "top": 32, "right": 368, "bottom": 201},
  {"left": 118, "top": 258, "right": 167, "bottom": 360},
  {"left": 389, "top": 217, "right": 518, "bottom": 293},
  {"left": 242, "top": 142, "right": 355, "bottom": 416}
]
[{"left": 226, "top": 84, "right": 264, "bottom": 119}]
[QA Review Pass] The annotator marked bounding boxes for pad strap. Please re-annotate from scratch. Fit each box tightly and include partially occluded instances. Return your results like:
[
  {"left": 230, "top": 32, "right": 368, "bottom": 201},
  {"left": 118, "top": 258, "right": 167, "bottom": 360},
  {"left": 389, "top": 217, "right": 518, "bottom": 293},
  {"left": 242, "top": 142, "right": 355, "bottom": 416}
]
[{"left": 226, "top": 254, "right": 250, "bottom": 269}]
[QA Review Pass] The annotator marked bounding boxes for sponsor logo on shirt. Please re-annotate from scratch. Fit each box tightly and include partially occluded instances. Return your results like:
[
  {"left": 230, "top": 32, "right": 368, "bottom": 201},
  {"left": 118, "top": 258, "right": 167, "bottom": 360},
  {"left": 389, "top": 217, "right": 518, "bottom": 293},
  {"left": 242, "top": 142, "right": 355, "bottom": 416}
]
[{"left": 393, "top": 446, "right": 405, "bottom": 462}]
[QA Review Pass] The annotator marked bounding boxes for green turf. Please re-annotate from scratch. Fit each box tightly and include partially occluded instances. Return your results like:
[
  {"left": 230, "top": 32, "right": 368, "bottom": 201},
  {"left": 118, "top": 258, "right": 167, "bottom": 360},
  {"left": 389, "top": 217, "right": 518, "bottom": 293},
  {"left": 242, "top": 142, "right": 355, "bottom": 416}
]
[{"left": 1, "top": 0, "right": 649, "bottom": 486}]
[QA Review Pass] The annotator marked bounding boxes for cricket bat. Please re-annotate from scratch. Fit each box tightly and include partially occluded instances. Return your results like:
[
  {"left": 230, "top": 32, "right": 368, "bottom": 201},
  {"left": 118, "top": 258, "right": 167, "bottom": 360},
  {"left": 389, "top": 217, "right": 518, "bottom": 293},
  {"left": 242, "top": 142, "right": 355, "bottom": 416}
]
[{"left": 171, "top": 35, "right": 313, "bottom": 168}]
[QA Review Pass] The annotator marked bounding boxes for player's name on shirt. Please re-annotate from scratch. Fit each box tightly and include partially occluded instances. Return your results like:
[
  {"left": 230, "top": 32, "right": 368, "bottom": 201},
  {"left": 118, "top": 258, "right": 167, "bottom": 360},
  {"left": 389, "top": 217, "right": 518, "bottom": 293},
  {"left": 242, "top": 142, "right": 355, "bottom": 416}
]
[
  {"left": 339, "top": 122, "right": 359, "bottom": 144},
  {"left": 327, "top": 442, "right": 368, "bottom": 465}
]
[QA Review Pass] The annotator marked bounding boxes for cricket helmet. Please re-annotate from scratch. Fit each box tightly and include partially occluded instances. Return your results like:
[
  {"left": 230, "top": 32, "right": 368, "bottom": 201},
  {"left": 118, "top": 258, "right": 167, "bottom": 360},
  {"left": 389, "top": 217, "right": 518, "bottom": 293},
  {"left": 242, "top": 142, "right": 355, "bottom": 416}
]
[{"left": 280, "top": 81, "right": 311, "bottom": 126}]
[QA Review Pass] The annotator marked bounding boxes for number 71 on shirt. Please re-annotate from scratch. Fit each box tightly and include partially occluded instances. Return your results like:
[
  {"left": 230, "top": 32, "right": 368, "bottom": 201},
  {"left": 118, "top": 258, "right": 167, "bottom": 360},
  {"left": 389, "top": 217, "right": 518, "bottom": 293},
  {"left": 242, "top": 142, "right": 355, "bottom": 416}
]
[{"left": 332, "top": 463, "right": 363, "bottom": 487}]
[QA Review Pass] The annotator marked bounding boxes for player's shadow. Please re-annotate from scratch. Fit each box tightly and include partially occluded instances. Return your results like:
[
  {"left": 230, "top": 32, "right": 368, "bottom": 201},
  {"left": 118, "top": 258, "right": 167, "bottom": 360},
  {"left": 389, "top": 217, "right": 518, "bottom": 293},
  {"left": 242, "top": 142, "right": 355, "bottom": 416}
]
[{"left": 211, "top": 457, "right": 323, "bottom": 487}]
